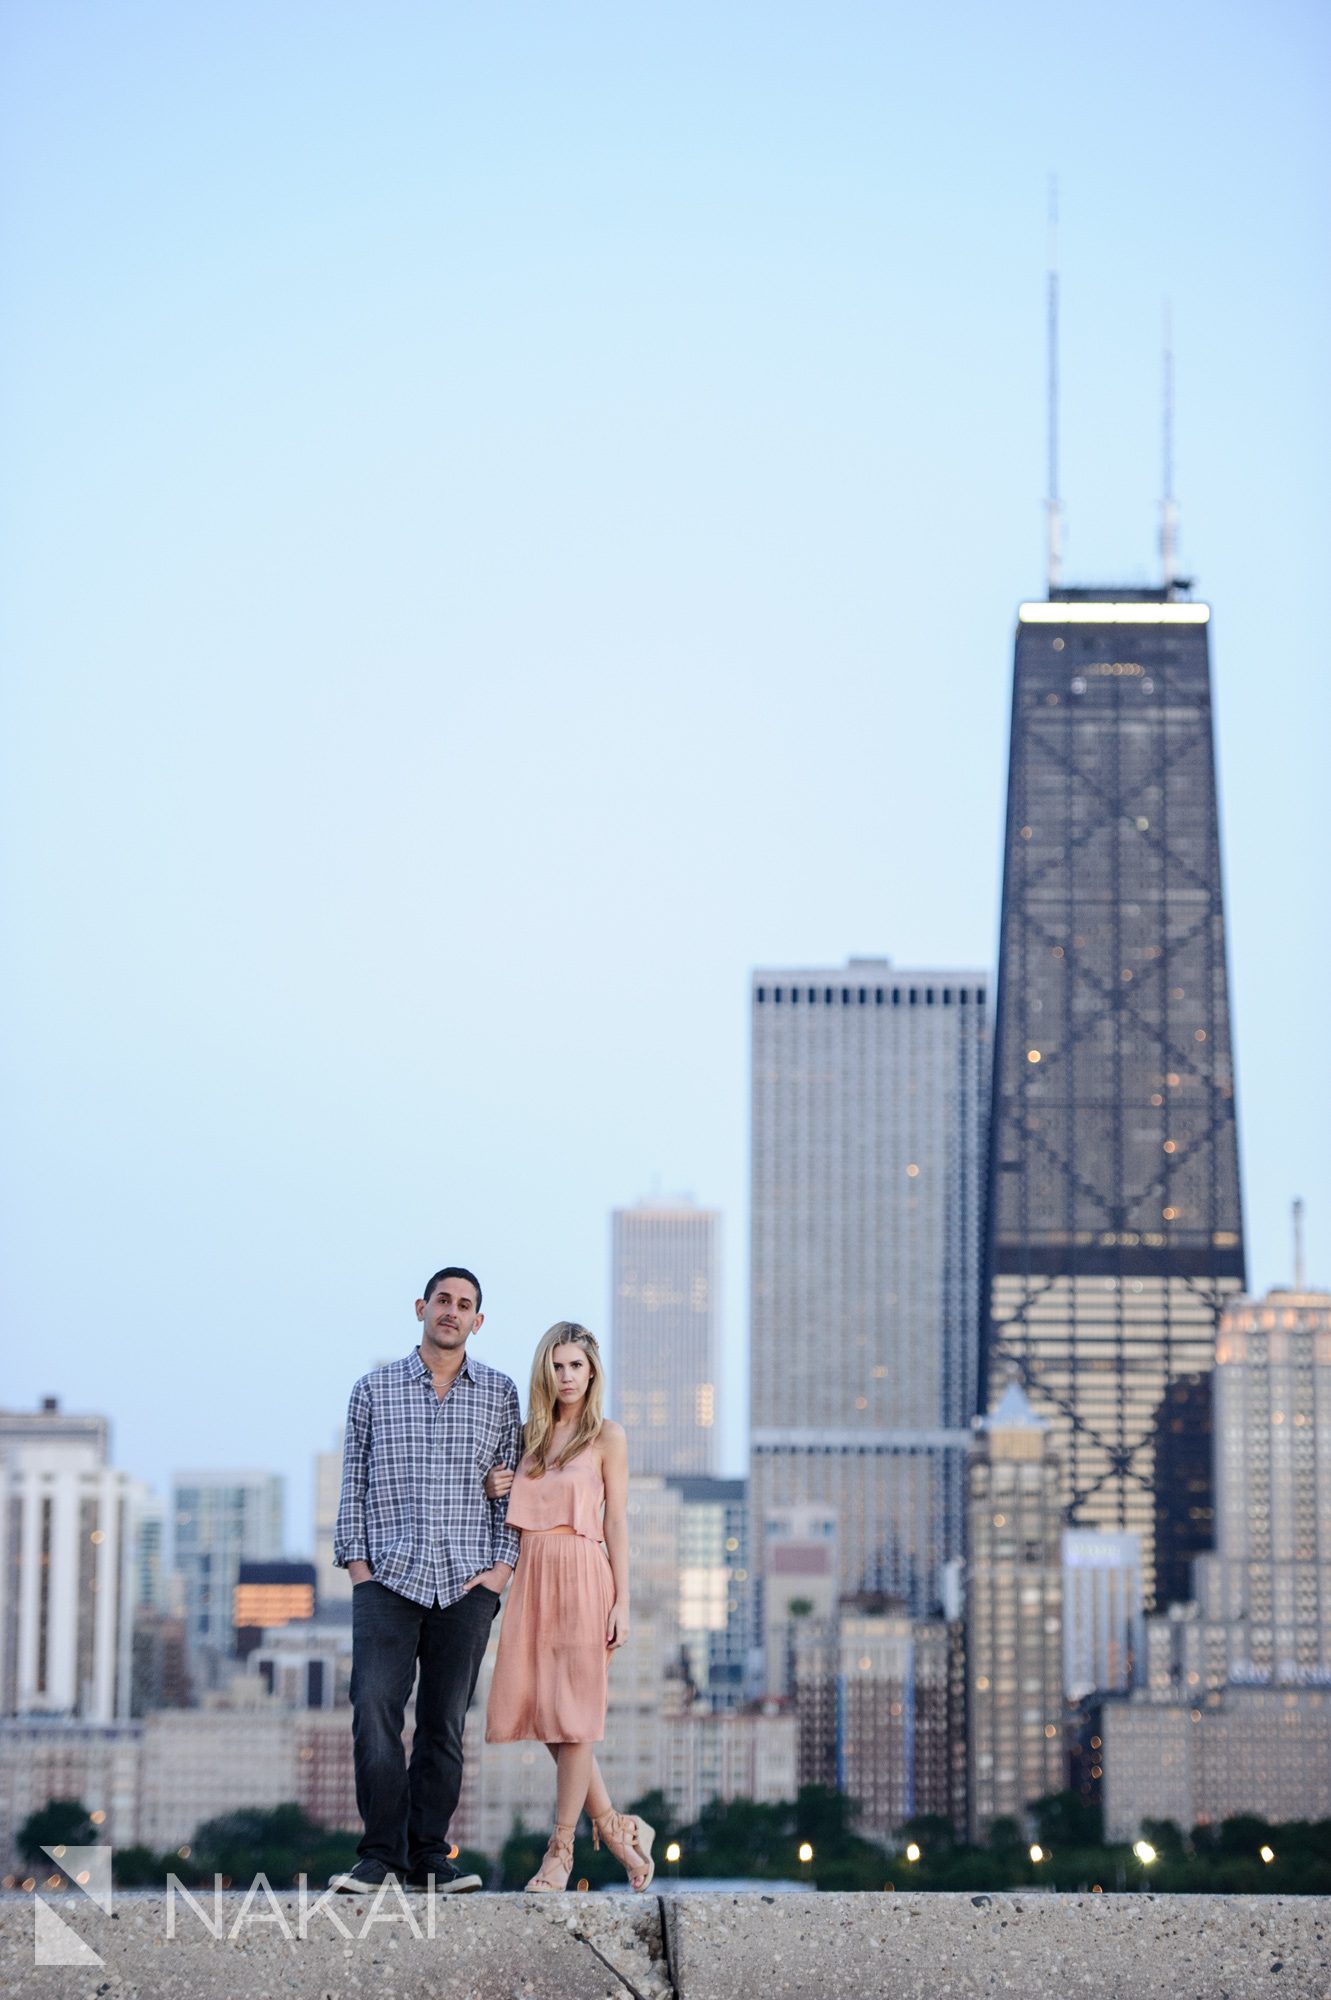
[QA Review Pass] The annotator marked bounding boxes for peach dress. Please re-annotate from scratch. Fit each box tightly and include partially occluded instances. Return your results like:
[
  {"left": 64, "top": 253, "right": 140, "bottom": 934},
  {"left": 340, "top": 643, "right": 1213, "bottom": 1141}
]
[{"left": 484, "top": 1446, "right": 616, "bottom": 1745}]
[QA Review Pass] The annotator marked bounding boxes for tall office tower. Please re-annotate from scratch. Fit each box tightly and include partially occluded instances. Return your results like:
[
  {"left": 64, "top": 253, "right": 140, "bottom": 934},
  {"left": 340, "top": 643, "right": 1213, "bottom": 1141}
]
[
  {"left": 1191, "top": 1282, "right": 1331, "bottom": 1681},
  {"left": 172, "top": 1472, "right": 284, "bottom": 1655},
  {"left": 984, "top": 589, "right": 1245, "bottom": 1608},
  {"left": 966, "top": 1382, "right": 1064, "bottom": 1838},
  {"left": 751, "top": 960, "right": 988, "bottom": 1616},
  {"left": 611, "top": 1199, "right": 719, "bottom": 1475},
  {"left": 1061, "top": 1528, "right": 1144, "bottom": 1701},
  {"left": 0, "top": 1399, "right": 142, "bottom": 1720}
]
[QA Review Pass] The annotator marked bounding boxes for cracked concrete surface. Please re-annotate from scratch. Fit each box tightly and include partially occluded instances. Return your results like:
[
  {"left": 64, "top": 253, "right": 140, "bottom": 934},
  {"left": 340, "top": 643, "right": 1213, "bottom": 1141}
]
[
  {"left": 0, "top": 1887, "right": 671, "bottom": 2000},
  {"left": 663, "top": 1891, "right": 1331, "bottom": 1999},
  {"left": 3, "top": 1889, "right": 1328, "bottom": 1998}
]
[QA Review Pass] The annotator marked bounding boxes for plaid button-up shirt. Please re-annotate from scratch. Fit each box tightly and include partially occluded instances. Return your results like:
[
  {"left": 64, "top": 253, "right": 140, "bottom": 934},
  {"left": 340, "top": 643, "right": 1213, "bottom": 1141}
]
[{"left": 333, "top": 1347, "right": 521, "bottom": 1609}]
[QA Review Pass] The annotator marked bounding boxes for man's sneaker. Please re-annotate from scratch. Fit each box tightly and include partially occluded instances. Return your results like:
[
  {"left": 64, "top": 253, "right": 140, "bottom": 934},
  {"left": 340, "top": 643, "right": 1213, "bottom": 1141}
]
[
  {"left": 328, "top": 1860, "right": 402, "bottom": 1893},
  {"left": 405, "top": 1856, "right": 483, "bottom": 1894}
]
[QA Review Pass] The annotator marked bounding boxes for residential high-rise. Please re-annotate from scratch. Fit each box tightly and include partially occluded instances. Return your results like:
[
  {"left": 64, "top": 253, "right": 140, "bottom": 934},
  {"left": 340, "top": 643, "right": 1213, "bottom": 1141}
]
[
  {"left": 1087, "top": 1280, "right": 1331, "bottom": 1835},
  {"left": 171, "top": 1471, "right": 284, "bottom": 1656},
  {"left": 0, "top": 1400, "right": 143, "bottom": 1721},
  {"left": 966, "top": 1381, "right": 1064, "bottom": 1837},
  {"left": 611, "top": 1200, "right": 719, "bottom": 1476},
  {"left": 750, "top": 961, "right": 988, "bottom": 1617},
  {"left": 1190, "top": 1282, "right": 1331, "bottom": 1682},
  {"left": 984, "top": 589, "right": 1246, "bottom": 1607}
]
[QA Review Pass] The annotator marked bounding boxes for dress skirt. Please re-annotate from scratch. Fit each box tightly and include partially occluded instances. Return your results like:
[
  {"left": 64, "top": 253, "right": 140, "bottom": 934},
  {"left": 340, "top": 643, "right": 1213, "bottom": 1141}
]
[{"left": 485, "top": 1532, "right": 615, "bottom": 1744}]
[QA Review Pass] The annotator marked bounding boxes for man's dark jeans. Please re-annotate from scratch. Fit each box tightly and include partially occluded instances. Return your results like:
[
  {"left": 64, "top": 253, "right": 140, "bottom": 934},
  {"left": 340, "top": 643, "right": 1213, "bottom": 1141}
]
[{"left": 350, "top": 1577, "right": 500, "bottom": 1873}]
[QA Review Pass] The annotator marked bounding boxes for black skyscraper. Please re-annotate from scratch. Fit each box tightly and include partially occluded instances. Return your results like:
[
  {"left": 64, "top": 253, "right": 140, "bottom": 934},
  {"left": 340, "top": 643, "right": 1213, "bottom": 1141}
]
[{"left": 983, "top": 586, "right": 1245, "bottom": 1606}]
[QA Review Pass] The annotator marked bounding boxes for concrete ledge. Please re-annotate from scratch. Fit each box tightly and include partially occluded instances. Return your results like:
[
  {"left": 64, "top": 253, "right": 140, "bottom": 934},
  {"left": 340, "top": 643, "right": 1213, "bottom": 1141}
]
[
  {"left": 664, "top": 1892, "right": 1331, "bottom": 2000},
  {"left": 1, "top": 1889, "right": 1327, "bottom": 1998},
  {"left": 1, "top": 1887, "right": 670, "bottom": 2000}
]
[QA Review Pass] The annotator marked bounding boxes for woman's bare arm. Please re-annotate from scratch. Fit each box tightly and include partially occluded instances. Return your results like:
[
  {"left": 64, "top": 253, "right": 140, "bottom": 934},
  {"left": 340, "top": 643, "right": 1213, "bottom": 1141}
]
[{"left": 600, "top": 1422, "right": 631, "bottom": 1648}]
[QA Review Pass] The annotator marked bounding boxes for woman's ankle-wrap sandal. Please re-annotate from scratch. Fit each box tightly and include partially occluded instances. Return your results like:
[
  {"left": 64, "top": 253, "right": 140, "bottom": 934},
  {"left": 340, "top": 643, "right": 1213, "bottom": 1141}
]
[
  {"left": 524, "top": 1823, "right": 576, "bottom": 1892},
  {"left": 591, "top": 1809, "right": 656, "bottom": 1891}
]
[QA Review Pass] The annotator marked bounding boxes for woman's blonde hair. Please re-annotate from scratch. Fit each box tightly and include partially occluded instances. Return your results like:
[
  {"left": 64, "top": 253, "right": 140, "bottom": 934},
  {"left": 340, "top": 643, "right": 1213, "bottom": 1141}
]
[{"left": 522, "top": 1321, "right": 605, "bottom": 1476}]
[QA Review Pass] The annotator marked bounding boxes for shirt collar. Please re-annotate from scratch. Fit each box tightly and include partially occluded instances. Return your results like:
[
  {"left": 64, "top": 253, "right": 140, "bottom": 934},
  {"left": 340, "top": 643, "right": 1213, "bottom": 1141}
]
[{"left": 408, "top": 1346, "right": 474, "bottom": 1385}]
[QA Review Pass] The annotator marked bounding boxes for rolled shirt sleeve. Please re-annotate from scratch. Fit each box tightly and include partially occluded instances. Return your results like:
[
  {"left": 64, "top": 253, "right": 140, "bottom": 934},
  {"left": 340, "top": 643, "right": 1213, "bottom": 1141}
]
[
  {"left": 489, "top": 1379, "right": 522, "bottom": 1570},
  {"left": 333, "top": 1378, "right": 372, "bottom": 1567}
]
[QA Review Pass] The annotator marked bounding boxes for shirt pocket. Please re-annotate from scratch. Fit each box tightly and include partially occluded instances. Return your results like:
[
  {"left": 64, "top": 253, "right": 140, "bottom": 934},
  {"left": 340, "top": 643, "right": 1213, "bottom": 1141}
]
[{"left": 472, "top": 1411, "right": 506, "bottom": 1471}]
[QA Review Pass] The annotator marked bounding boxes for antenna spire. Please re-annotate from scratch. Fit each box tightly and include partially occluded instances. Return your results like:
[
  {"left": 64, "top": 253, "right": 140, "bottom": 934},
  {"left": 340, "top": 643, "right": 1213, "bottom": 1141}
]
[
  {"left": 1045, "top": 177, "right": 1062, "bottom": 594},
  {"left": 1293, "top": 1196, "right": 1306, "bottom": 1292},
  {"left": 1161, "top": 302, "right": 1179, "bottom": 594}
]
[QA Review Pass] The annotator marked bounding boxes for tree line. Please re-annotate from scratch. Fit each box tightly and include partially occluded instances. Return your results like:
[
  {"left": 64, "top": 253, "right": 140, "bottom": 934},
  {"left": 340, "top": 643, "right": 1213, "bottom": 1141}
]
[{"left": 16, "top": 1789, "right": 1331, "bottom": 1894}]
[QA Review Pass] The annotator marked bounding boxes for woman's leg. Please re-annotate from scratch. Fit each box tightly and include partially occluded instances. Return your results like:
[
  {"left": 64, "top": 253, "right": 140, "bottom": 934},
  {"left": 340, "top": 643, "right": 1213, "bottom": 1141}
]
[
  {"left": 553, "top": 1742, "right": 596, "bottom": 1828},
  {"left": 545, "top": 1743, "right": 611, "bottom": 1822}
]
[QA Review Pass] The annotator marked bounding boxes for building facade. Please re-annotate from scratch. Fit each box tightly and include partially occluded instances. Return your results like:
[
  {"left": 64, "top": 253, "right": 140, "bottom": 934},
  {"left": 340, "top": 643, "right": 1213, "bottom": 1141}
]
[
  {"left": 668, "top": 1476, "right": 751, "bottom": 1708},
  {"left": 313, "top": 1429, "right": 351, "bottom": 1611},
  {"left": 751, "top": 960, "right": 988, "bottom": 1617},
  {"left": 984, "top": 590, "right": 1245, "bottom": 1608},
  {"left": 1062, "top": 1529, "right": 1144, "bottom": 1702},
  {"left": 966, "top": 1382, "right": 1065, "bottom": 1837},
  {"left": 0, "top": 1401, "right": 144, "bottom": 1722},
  {"left": 171, "top": 1471, "right": 284, "bottom": 1655},
  {"left": 1101, "top": 1684, "right": 1331, "bottom": 1841},
  {"left": 611, "top": 1200, "right": 719, "bottom": 1476},
  {"left": 1194, "top": 1284, "right": 1331, "bottom": 1681}
]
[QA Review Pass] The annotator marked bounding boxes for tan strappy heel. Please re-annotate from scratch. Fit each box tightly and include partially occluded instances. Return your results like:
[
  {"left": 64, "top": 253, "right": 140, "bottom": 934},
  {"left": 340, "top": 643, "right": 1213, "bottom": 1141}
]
[
  {"left": 591, "top": 1809, "right": 656, "bottom": 1891},
  {"left": 524, "top": 1822, "right": 576, "bottom": 1892}
]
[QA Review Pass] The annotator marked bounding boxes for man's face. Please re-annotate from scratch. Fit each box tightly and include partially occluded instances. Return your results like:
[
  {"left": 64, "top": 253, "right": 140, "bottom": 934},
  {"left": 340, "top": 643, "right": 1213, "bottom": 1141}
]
[{"left": 416, "top": 1278, "right": 483, "bottom": 1356}]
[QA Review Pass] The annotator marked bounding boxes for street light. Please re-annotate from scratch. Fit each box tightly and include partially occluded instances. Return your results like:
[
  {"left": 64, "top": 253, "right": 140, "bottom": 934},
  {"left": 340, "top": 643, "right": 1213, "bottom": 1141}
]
[
  {"left": 1259, "top": 1845, "right": 1275, "bottom": 1865},
  {"left": 665, "top": 1842, "right": 681, "bottom": 1881},
  {"left": 904, "top": 1843, "right": 921, "bottom": 1864},
  {"left": 1133, "top": 1841, "right": 1157, "bottom": 1867},
  {"left": 1029, "top": 1844, "right": 1045, "bottom": 1865},
  {"left": 798, "top": 1841, "right": 814, "bottom": 1884}
]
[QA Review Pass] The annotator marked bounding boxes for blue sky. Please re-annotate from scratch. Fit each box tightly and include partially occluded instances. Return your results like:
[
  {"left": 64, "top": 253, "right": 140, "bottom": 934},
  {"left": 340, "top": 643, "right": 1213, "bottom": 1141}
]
[{"left": 2, "top": 2, "right": 1327, "bottom": 1548}]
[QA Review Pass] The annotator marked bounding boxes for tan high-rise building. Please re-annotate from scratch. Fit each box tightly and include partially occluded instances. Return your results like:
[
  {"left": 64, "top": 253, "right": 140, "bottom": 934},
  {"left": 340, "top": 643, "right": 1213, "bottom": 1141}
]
[
  {"left": 966, "top": 1382, "right": 1064, "bottom": 1837},
  {"left": 611, "top": 1200, "right": 719, "bottom": 1476}
]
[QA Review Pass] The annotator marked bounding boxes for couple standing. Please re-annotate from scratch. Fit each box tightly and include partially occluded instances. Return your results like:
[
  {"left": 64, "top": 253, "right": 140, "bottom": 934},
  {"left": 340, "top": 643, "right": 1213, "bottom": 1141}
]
[{"left": 330, "top": 1265, "right": 654, "bottom": 1895}]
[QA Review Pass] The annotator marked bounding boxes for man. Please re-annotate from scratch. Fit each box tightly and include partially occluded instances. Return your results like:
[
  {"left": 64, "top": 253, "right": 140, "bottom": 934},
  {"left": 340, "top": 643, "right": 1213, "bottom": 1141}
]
[{"left": 330, "top": 1266, "right": 520, "bottom": 1892}]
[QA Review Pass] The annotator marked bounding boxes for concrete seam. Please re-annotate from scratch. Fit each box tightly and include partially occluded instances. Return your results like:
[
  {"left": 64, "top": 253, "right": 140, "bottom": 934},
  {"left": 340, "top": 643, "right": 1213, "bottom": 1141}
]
[
  {"left": 570, "top": 1926, "right": 657, "bottom": 2000},
  {"left": 656, "top": 1894, "right": 680, "bottom": 2000}
]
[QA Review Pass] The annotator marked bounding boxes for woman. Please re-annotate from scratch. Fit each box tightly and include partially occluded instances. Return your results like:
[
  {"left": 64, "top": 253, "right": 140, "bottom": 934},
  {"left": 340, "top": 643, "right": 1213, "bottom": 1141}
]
[{"left": 484, "top": 1321, "right": 655, "bottom": 1892}]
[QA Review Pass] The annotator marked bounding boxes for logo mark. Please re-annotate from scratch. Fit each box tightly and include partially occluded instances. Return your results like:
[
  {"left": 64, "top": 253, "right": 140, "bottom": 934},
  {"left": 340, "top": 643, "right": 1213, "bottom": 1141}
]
[{"left": 35, "top": 1846, "right": 112, "bottom": 1967}]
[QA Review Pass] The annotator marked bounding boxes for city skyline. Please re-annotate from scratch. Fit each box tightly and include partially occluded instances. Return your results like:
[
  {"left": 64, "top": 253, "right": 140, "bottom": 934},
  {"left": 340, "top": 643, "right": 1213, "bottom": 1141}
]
[{"left": 2, "top": 2, "right": 1327, "bottom": 1544}]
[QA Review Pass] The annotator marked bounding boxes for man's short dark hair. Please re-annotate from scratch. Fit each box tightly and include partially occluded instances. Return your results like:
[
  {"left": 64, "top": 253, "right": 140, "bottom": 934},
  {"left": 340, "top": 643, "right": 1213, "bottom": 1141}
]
[{"left": 423, "top": 1266, "right": 483, "bottom": 1309}]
